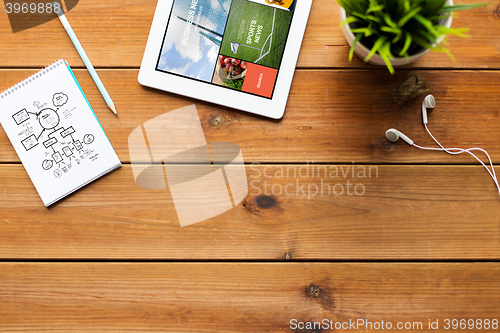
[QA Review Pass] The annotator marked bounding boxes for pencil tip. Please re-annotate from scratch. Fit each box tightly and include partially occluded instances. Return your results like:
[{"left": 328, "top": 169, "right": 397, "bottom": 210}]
[{"left": 109, "top": 104, "right": 117, "bottom": 116}]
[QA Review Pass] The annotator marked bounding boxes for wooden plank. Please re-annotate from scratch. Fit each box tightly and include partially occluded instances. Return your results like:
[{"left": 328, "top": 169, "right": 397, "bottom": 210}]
[
  {"left": 1, "top": 263, "right": 499, "bottom": 332},
  {"left": 1, "top": 69, "right": 500, "bottom": 164},
  {"left": 0, "top": 0, "right": 498, "bottom": 69},
  {"left": 0, "top": 164, "right": 499, "bottom": 260}
]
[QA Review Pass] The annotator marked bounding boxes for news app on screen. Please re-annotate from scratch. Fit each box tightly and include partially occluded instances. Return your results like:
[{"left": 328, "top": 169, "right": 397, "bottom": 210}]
[{"left": 155, "top": 0, "right": 296, "bottom": 99}]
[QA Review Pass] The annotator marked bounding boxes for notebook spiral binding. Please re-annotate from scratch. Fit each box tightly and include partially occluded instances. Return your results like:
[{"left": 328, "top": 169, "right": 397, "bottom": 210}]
[{"left": 0, "top": 59, "right": 65, "bottom": 100}]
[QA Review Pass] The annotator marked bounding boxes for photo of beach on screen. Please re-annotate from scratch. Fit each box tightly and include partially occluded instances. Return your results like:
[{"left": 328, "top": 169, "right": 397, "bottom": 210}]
[{"left": 156, "top": 0, "right": 232, "bottom": 82}]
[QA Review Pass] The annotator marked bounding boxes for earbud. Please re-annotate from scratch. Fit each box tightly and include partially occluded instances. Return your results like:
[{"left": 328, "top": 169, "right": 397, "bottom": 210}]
[
  {"left": 385, "top": 128, "right": 414, "bottom": 145},
  {"left": 385, "top": 95, "right": 499, "bottom": 198},
  {"left": 421, "top": 94, "right": 435, "bottom": 125}
]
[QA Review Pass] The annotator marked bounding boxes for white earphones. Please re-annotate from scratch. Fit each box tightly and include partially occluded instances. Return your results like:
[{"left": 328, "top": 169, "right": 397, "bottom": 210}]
[
  {"left": 386, "top": 95, "right": 500, "bottom": 197},
  {"left": 385, "top": 128, "right": 413, "bottom": 145},
  {"left": 385, "top": 94, "right": 436, "bottom": 144},
  {"left": 421, "top": 94, "right": 435, "bottom": 124}
]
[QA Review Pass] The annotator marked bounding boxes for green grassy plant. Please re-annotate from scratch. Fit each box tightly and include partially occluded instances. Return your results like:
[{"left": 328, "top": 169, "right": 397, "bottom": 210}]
[{"left": 337, "top": 0, "right": 487, "bottom": 73}]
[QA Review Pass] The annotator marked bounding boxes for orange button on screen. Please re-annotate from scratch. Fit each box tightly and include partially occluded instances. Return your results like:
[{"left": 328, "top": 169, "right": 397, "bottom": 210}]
[{"left": 241, "top": 63, "right": 278, "bottom": 98}]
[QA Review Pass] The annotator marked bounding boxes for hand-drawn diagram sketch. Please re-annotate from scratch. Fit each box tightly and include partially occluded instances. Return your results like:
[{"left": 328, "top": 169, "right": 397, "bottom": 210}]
[{"left": 12, "top": 92, "right": 97, "bottom": 179}]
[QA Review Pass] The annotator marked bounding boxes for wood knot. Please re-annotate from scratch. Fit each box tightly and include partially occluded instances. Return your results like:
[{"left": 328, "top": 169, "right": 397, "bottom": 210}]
[
  {"left": 209, "top": 115, "right": 224, "bottom": 127},
  {"left": 256, "top": 195, "right": 275, "bottom": 208},
  {"left": 396, "top": 75, "right": 419, "bottom": 94},
  {"left": 394, "top": 75, "right": 428, "bottom": 107},
  {"left": 494, "top": 4, "right": 500, "bottom": 18},
  {"left": 209, "top": 114, "right": 230, "bottom": 128},
  {"left": 306, "top": 284, "right": 336, "bottom": 312},
  {"left": 242, "top": 194, "right": 284, "bottom": 218},
  {"left": 297, "top": 126, "right": 312, "bottom": 130},
  {"left": 309, "top": 285, "right": 321, "bottom": 298},
  {"left": 381, "top": 140, "right": 392, "bottom": 150},
  {"left": 285, "top": 253, "right": 291, "bottom": 260}
]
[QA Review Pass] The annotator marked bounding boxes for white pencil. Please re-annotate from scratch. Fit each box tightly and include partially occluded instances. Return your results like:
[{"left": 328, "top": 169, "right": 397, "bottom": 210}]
[{"left": 53, "top": 1, "right": 117, "bottom": 116}]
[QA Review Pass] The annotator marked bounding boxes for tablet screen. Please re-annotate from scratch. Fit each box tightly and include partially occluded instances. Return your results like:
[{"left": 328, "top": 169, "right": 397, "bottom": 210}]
[{"left": 155, "top": 0, "right": 296, "bottom": 99}]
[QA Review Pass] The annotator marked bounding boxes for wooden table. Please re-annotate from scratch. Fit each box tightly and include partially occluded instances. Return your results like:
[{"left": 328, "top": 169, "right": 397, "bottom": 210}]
[{"left": 1, "top": 0, "right": 500, "bottom": 331}]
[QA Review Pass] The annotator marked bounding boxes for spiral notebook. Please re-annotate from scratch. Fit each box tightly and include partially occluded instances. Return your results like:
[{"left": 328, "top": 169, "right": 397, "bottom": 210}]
[{"left": 0, "top": 60, "right": 121, "bottom": 206}]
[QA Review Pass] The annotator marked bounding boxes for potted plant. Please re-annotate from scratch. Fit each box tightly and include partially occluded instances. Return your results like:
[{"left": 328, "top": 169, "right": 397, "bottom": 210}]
[{"left": 337, "top": 0, "right": 487, "bottom": 73}]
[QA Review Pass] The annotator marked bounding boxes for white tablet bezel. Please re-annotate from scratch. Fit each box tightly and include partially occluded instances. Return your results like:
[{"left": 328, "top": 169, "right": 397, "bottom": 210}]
[{"left": 138, "top": 0, "right": 312, "bottom": 119}]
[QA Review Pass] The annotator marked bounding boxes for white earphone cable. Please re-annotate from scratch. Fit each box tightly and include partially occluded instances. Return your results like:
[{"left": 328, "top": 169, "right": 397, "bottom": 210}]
[
  {"left": 424, "top": 124, "right": 499, "bottom": 193},
  {"left": 386, "top": 95, "right": 500, "bottom": 197},
  {"left": 412, "top": 125, "right": 500, "bottom": 196},
  {"left": 424, "top": 124, "right": 497, "bottom": 178}
]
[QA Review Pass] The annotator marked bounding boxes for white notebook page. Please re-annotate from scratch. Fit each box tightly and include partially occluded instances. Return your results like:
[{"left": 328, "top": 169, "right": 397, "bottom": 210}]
[{"left": 0, "top": 60, "right": 121, "bottom": 206}]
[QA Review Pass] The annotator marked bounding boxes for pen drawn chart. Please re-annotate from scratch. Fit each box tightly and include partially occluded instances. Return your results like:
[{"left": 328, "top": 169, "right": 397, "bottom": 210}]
[{"left": 12, "top": 92, "right": 98, "bottom": 179}]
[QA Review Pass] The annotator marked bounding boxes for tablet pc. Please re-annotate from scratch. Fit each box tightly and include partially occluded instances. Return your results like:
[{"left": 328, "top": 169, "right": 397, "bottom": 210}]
[{"left": 139, "top": 0, "right": 312, "bottom": 119}]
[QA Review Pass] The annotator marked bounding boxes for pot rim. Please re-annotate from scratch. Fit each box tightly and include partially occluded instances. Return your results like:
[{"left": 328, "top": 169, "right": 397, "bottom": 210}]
[{"left": 339, "top": 0, "right": 454, "bottom": 61}]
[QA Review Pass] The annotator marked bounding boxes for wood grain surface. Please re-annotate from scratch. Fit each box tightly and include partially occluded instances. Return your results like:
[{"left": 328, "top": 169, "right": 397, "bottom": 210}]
[
  {"left": 1, "top": 263, "right": 499, "bottom": 332},
  {"left": 0, "top": 164, "right": 498, "bottom": 260},
  {"left": 0, "top": 0, "right": 498, "bottom": 69},
  {"left": 1, "top": 69, "right": 500, "bottom": 164},
  {"left": 1, "top": 0, "right": 499, "bottom": 329}
]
